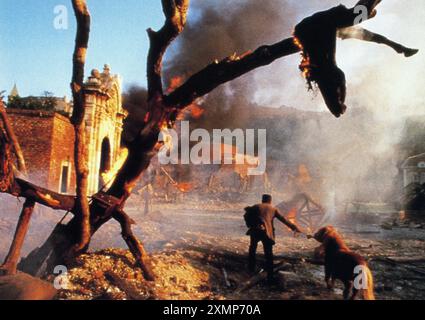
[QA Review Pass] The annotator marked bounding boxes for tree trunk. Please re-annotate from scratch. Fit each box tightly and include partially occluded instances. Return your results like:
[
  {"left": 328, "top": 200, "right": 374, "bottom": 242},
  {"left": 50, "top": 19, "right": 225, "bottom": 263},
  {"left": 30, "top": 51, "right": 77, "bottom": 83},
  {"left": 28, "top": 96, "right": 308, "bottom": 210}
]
[
  {"left": 69, "top": 0, "right": 91, "bottom": 255},
  {"left": 0, "top": 199, "right": 35, "bottom": 275}
]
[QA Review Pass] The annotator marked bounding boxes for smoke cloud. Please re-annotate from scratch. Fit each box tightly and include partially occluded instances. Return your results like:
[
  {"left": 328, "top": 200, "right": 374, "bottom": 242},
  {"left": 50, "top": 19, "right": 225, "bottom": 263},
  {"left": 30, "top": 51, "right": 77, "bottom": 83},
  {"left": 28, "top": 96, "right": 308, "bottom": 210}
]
[{"left": 162, "top": 0, "right": 425, "bottom": 210}]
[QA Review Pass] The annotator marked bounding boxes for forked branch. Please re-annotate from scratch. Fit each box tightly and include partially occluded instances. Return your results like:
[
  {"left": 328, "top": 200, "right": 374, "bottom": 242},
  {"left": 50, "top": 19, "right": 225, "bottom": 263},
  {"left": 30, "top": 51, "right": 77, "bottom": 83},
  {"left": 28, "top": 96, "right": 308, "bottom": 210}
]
[{"left": 147, "top": 0, "right": 189, "bottom": 100}]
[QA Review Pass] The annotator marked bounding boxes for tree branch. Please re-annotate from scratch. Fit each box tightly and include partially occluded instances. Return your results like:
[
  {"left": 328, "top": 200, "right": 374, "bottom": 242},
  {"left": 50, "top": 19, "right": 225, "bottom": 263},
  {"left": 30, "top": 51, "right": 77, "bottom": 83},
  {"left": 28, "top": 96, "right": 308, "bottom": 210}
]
[
  {"left": 0, "top": 199, "right": 35, "bottom": 275},
  {"left": 70, "top": 0, "right": 90, "bottom": 125},
  {"left": 0, "top": 110, "right": 15, "bottom": 193},
  {"left": 106, "top": 0, "right": 191, "bottom": 201},
  {"left": 12, "top": 178, "right": 76, "bottom": 211},
  {"left": 164, "top": 38, "right": 300, "bottom": 108},
  {"left": 70, "top": 0, "right": 91, "bottom": 253},
  {"left": 147, "top": 0, "right": 189, "bottom": 100},
  {"left": 113, "top": 209, "right": 155, "bottom": 281},
  {"left": 0, "top": 101, "right": 27, "bottom": 174}
]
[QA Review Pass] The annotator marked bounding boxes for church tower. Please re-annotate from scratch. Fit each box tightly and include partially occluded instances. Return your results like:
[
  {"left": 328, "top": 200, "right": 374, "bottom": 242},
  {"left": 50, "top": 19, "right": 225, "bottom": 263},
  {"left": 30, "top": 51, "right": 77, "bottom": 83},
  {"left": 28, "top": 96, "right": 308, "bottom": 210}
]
[{"left": 8, "top": 83, "right": 19, "bottom": 101}]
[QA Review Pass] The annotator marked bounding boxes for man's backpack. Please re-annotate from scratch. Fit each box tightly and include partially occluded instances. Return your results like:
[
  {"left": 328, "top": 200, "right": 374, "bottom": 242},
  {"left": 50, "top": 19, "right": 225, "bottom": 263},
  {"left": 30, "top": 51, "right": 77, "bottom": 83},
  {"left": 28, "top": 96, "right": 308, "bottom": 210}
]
[{"left": 243, "top": 206, "right": 262, "bottom": 229}]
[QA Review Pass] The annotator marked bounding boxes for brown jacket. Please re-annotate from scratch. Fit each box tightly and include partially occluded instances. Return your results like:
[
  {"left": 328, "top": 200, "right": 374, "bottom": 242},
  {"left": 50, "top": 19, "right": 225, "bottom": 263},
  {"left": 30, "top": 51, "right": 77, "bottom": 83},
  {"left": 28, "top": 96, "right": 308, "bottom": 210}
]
[{"left": 247, "top": 203, "right": 300, "bottom": 244}]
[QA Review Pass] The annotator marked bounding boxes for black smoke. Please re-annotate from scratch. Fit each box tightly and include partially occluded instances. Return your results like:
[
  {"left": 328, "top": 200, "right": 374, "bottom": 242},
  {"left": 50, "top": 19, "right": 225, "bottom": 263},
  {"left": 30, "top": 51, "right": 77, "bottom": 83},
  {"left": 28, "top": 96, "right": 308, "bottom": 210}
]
[
  {"left": 121, "top": 84, "right": 149, "bottom": 145},
  {"left": 163, "top": 0, "right": 304, "bottom": 129}
]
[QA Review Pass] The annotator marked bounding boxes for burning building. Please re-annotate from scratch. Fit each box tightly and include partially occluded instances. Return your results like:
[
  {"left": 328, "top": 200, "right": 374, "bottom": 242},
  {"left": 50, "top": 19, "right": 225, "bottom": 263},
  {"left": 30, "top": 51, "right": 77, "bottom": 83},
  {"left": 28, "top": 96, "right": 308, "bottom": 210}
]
[{"left": 5, "top": 64, "right": 126, "bottom": 195}]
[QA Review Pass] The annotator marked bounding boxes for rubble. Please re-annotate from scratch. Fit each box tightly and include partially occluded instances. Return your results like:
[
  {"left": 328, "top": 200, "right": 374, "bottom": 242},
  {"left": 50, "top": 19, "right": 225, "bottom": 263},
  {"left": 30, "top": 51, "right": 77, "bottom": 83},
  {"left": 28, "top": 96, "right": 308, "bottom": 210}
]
[{"left": 51, "top": 248, "right": 216, "bottom": 300}]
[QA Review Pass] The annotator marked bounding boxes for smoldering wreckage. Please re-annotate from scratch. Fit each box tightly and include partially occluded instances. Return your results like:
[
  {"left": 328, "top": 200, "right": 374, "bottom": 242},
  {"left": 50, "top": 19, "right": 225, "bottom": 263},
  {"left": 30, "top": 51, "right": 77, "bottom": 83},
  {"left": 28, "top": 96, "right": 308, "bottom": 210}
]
[{"left": 0, "top": 0, "right": 424, "bottom": 301}]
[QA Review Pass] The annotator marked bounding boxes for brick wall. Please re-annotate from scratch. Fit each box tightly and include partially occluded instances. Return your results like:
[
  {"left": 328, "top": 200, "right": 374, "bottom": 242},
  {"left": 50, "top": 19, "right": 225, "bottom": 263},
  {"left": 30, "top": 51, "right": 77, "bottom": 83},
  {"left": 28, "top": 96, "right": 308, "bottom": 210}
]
[
  {"left": 49, "top": 114, "right": 76, "bottom": 193},
  {"left": 7, "top": 109, "right": 54, "bottom": 188},
  {"left": 6, "top": 109, "right": 76, "bottom": 194}
]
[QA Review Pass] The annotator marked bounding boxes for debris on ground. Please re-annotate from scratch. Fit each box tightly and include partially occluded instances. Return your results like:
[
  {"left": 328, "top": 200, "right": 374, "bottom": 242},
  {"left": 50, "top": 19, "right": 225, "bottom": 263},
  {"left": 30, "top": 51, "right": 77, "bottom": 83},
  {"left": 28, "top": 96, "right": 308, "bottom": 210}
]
[
  {"left": 2, "top": 199, "right": 425, "bottom": 300},
  {"left": 51, "top": 248, "right": 217, "bottom": 300}
]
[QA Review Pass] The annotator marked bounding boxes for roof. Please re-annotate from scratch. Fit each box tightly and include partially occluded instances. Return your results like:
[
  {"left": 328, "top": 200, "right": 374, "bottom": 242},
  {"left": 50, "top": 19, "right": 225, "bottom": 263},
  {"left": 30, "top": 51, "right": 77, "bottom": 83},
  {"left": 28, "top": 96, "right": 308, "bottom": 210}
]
[{"left": 402, "top": 153, "right": 425, "bottom": 168}]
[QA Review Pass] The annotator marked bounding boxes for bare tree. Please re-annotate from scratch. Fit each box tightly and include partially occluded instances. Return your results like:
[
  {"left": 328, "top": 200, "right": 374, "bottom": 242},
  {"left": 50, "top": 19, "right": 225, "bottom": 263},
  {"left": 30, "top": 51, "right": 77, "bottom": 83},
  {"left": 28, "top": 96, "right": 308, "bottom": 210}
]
[
  {"left": 0, "top": 0, "right": 417, "bottom": 280},
  {"left": 69, "top": 0, "right": 91, "bottom": 256}
]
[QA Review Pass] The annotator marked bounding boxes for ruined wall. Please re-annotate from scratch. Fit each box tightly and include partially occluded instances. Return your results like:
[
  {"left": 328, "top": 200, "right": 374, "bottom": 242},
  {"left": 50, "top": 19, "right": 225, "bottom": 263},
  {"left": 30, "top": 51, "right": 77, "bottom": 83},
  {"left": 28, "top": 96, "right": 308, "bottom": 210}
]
[
  {"left": 6, "top": 109, "right": 76, "bottom": 193},
  {"left": 7, "top": 109, "right": 54, "bottom": 188}
]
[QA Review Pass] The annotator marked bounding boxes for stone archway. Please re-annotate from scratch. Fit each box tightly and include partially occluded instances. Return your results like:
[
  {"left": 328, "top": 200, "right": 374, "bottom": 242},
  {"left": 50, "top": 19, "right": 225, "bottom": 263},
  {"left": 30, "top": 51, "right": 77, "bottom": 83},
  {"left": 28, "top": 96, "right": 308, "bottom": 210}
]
[
  {"left": 99, "top": 137, "right": 111, "bottom": 191},
  {"left": 83, "top": 64, "right": 127, "bottom": 195}
]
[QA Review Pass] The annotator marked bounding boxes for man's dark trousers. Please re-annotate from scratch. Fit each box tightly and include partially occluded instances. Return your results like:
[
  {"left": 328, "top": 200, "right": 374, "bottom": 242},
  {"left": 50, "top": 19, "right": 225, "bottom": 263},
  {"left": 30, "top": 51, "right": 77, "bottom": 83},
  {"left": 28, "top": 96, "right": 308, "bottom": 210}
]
[{"left": 248, "top": 229, "right": 274, "bottom": 281}]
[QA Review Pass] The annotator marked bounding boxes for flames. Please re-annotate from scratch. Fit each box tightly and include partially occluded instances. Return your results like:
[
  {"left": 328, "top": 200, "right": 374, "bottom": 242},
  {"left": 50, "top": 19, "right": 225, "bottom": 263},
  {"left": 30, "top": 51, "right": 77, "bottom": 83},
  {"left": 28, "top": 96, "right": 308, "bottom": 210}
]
[
  {"left": 228, "top": 50, "right": 252, "bottom": 62},
  {"left": 166, "top": 76, "right": 184, "bottom": 94},
  {"left": 101, "top": 147, "right": 129, "bottom": 186},
  {"left": 293, "top": 36, "right": 312, "bottom": 82},
  {"left": 167, "top": 76, "right": 205, "bottom": 120},
  {"left": 185, "top": 104, "right": 204, "bottom": 120},
  {"left": 177, "top": 182, "right": 193, "bottom": 193},
  {"left": 160, "top": 167, "right": 193, "bottom": 193},
  {"left": 287, "top": 207, "right": 298, "bottom": 224},
  {"left": 159, "top": 122, "right": 174, "bottom": 152}
]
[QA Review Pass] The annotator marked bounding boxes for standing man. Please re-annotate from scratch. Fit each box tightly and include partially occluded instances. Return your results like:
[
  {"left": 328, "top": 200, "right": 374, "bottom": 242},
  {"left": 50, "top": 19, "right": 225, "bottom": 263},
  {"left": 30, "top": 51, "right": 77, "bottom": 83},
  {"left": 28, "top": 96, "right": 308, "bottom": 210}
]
[
  {"left": 244, "top": 194, "right": 302, "bottom": 284},
  {"left": 142, "top": 183, "right": 153, "bottom": 215}
]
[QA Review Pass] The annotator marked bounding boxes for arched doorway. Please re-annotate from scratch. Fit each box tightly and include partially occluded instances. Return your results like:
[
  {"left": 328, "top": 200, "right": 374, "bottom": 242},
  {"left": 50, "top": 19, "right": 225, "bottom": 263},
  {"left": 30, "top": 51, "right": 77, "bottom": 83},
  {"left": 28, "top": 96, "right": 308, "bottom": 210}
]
[{"left": 99, "top": 137, "right": 111, "bottom": 191}]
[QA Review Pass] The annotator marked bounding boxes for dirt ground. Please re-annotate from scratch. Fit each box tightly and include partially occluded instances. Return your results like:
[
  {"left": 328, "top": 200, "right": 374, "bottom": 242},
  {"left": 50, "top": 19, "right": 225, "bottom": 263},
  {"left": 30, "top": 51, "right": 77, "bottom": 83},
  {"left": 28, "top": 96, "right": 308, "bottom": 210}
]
[
  {"left": 2, "top": 197, "right": 425, "bottom": 300},
  {"left": 54, "top": 202, "right": 425, "bottom": 300}
]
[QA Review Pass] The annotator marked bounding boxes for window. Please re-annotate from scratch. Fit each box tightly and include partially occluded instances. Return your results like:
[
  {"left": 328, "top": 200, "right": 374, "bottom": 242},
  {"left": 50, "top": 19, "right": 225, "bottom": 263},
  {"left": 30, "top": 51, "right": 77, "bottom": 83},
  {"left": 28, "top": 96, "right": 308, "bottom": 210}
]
[{"left": 60, "top": 165, "right": 69, "bottom": 194}]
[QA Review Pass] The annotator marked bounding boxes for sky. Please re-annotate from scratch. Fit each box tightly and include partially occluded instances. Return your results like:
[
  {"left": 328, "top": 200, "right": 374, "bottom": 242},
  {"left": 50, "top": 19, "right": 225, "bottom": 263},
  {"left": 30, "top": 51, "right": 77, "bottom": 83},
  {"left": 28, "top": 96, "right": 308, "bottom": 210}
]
[
  {"left": 0, "top": 0, "right": 164, "bottom": 98},
  {"left": 0, "top": 0, "right": 424, "bottom": 120}
]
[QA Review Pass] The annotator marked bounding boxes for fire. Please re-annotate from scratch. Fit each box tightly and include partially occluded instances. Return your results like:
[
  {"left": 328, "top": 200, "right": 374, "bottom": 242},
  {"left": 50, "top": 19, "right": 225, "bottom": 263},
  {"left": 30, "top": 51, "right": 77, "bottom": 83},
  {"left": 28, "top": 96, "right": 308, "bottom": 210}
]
[
  {"left": 287, "top": 207, "right": 298, "bottom": 223},
  {"left": 159, "top": 122, "right": 174, "bottom": 152},
  {"left": 293, "top": 36, "right": 312, "bottom": 82},
  {"left": 176, "top": 103, "right": 205, "bottom": 121},
  {"left": 168, "top": 76, "right": 204, "bottom": 120},
  {"left": 166, "top": 76, "right": 184, "bottom": 94},
  {"left": 177, "top": 182, "right": 193, "bottom": 193},
  {"left": 101, "top": 147, "right": 129, "bottom": 186},
  {"left": 186, "top": 104, "right": 204, "bottom": 119}
]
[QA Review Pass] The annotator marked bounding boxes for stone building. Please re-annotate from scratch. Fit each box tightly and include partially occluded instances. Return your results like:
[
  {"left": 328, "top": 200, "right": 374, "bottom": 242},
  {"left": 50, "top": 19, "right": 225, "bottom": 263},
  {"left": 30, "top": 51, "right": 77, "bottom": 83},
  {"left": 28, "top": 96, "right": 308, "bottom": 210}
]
[
  {"left": 83, "top": 65, "right": 127, "bottom": 194},
  {"left": 7, "top": 109, "right": 76, "bottom": 194},
  {"left": 7, "top": 64, "right": 126, "bottom": 195}
]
